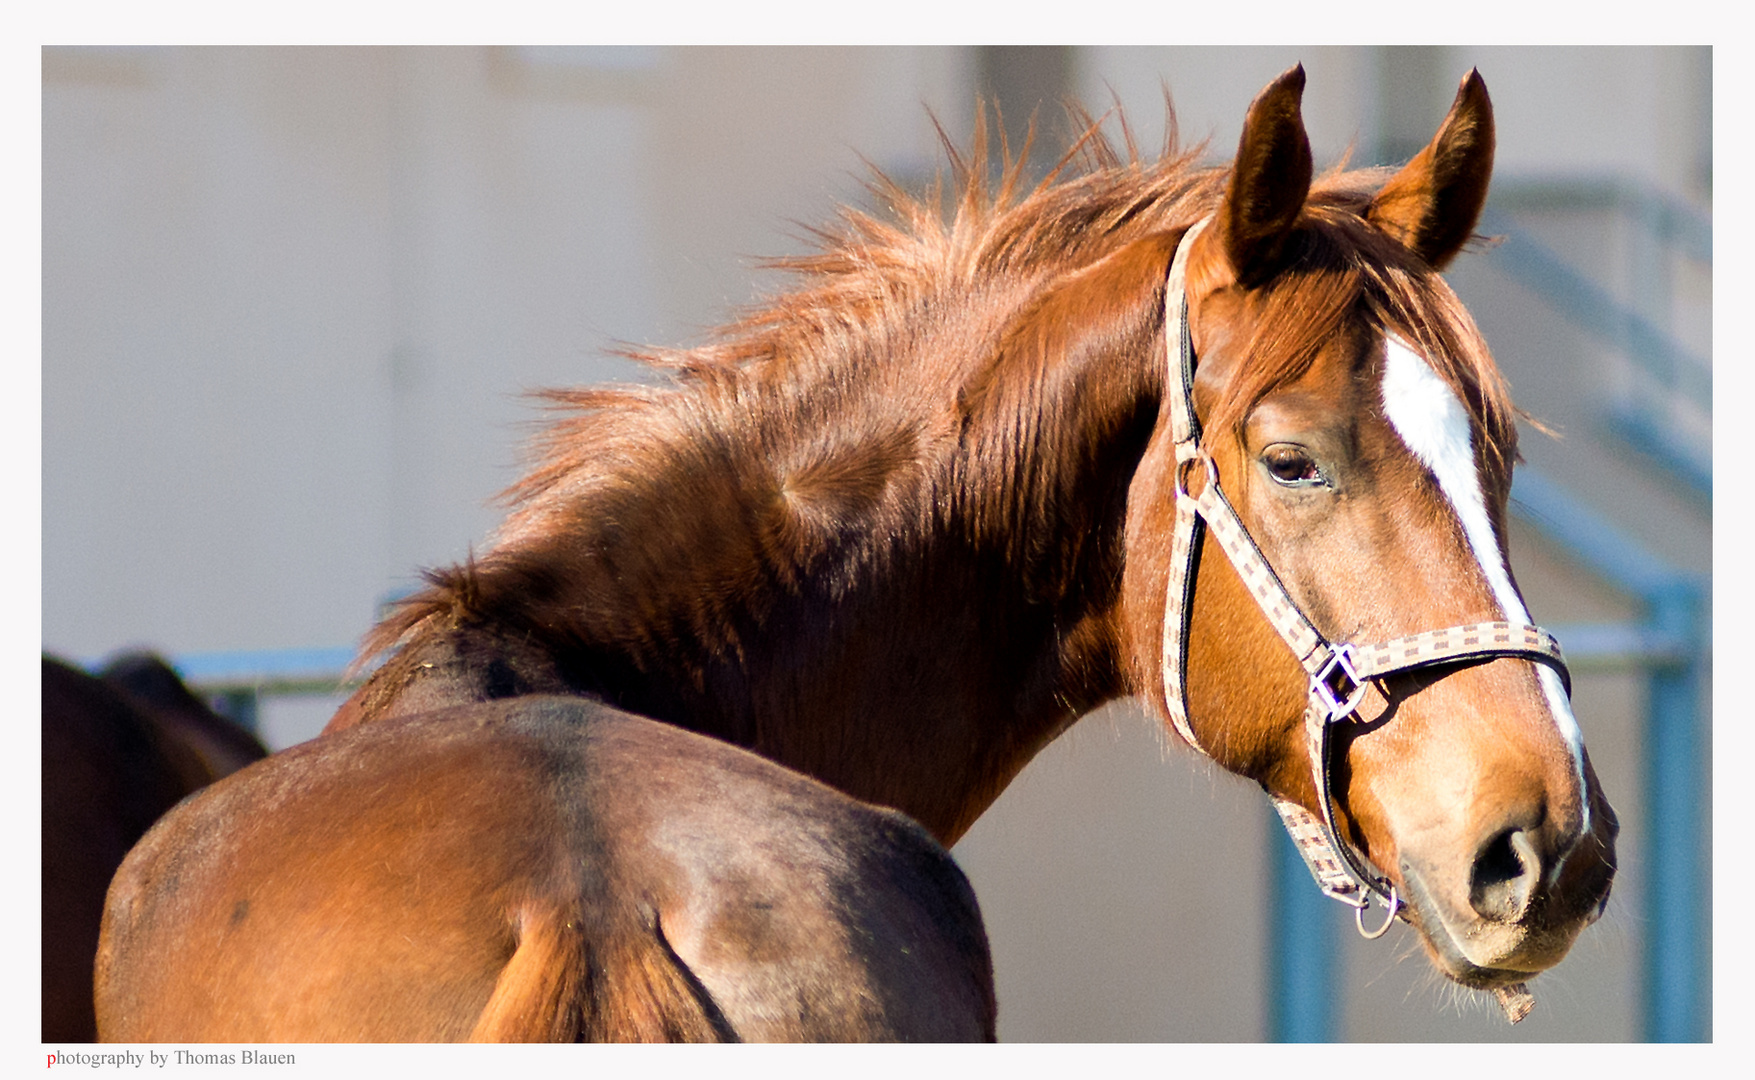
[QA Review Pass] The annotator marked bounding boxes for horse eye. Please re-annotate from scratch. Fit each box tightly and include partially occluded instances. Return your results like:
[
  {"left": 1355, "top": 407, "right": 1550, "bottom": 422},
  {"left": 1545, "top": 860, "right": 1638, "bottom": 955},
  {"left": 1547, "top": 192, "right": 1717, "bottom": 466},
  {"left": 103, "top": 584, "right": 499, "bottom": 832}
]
[{"left": 1262, "top": 445, "right": 1323, "bottom": 486}]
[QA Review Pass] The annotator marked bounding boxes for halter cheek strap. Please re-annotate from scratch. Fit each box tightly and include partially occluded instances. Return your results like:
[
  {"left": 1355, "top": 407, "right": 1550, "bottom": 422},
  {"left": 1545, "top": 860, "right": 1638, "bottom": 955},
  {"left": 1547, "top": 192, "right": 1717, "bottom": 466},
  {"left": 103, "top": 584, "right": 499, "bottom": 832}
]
[{"left": 1157, "top": 219, "right": 1572, "bottom": 935}]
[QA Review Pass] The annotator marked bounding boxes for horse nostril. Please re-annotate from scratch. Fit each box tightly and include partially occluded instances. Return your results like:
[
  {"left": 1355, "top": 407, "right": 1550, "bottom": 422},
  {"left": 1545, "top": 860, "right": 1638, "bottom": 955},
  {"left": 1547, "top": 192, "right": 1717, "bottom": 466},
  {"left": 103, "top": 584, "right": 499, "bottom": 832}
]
[{"left": 1469, "top": 827, "right": 1541, "bottom": 923}]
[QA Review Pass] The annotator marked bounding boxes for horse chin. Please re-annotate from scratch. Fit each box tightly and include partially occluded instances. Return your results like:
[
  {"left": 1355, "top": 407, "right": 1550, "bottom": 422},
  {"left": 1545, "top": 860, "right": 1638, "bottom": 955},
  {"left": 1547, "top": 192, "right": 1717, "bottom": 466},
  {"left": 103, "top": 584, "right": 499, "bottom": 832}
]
[{"left": 1396, "top": 860, "right": 1590, "bottom": 991}]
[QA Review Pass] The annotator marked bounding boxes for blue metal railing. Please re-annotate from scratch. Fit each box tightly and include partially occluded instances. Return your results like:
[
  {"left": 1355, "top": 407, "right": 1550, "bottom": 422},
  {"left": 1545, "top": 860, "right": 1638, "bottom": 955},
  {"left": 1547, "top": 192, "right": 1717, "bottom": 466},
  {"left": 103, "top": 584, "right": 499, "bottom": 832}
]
[
  {"left": 162, "top": 645, "right": 361, "bottom": 687},
  {"left": 1479, "top": 209, "right": 1710, "bottom": 406},
  {"left": 1480, "top": 179, "right": 1711, "bottom": 495},
  {"left": 1487, "top": 184, "right": 1710, "bottom": 1041},
  {"left": 81, "top": 645, "right": 364, "bottom": 733},
  {"left": 1509, "top": 469, "right": 1709, "bottom": 1044}
]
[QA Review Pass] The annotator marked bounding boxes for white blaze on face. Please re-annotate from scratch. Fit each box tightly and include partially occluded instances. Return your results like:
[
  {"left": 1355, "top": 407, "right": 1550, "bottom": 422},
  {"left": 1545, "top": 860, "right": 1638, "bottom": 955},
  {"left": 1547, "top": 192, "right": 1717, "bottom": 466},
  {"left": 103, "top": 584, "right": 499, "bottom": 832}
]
[{"left": 1379, "top": 334, "right": 1589, "bottom": 828}]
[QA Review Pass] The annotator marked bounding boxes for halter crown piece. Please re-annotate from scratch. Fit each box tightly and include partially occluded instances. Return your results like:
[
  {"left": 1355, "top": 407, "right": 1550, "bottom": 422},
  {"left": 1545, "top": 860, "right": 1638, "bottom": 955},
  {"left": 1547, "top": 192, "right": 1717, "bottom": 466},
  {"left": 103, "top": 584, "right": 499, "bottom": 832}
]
[{"left": 1158, "top": 219, "right": 1573, "bottom": 940}]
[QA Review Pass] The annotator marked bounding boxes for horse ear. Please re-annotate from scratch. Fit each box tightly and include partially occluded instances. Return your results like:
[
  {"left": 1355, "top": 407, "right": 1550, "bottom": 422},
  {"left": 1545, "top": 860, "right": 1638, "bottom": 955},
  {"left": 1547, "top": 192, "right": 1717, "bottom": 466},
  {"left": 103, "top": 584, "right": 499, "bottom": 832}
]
[
  {"left": 1220, "top": 64, "right": 1314, "bottom": 288},
  {"left": 1367, "top": 69, "right": 1496, "bottom": 270}
]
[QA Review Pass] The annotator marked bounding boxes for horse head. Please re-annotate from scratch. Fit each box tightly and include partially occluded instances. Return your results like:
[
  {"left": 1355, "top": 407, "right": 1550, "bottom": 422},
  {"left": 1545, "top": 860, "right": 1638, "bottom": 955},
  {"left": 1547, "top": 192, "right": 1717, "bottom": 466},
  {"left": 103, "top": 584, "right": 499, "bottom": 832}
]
[{"left": 1128, "top": 66, "right": 1618, "bottom": 994}]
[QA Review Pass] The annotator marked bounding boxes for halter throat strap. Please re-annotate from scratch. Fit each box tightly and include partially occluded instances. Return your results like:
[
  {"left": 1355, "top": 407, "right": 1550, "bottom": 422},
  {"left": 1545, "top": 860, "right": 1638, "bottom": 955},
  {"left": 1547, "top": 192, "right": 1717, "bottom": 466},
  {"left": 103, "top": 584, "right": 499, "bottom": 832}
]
[{"left": 1156, "top": 219, "right": 1572, "bottom": 929}]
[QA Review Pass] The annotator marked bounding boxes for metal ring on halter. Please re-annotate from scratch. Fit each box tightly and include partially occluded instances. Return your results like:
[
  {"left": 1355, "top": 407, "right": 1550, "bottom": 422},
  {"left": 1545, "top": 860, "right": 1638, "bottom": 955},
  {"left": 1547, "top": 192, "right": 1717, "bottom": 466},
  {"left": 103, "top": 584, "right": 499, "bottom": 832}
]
[{"left": 1356, "top": 885, "right": 1400, "bottom": 939}]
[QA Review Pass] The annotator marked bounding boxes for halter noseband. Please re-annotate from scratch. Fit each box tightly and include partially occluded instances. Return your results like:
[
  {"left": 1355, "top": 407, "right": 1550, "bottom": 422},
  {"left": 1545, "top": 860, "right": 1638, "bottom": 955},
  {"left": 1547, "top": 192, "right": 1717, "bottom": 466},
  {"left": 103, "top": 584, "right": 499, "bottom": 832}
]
[{"left": 1158, "top": 220, "right": 1572, "bottom": 938}]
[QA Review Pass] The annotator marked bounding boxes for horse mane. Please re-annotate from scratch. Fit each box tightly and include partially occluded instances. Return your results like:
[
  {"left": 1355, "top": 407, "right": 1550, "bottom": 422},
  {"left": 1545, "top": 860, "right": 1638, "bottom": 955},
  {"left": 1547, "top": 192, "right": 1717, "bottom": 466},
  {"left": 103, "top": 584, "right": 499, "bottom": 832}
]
[{"left": 358, "top": 100, "right": 1518, "bottom": 673}]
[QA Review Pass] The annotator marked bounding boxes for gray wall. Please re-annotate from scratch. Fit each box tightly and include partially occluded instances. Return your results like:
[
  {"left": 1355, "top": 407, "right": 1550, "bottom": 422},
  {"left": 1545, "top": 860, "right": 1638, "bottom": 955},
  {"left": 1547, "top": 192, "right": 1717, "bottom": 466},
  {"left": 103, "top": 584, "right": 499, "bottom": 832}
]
[{"left": 42, "top": 46, "right": 1710, "bottom": 1042}]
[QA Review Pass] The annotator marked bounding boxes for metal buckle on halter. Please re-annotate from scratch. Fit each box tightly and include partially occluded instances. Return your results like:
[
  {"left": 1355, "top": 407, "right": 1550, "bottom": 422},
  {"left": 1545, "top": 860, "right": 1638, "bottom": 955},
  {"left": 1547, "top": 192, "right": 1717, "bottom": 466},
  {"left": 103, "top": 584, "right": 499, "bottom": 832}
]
[
  {"left": 1312, "top": 644, "right": 1370, "bottom": 722},
  {"left": 1319, "top": 871, "right": 1400, "bottom": 938},
  {"left": 1318, "top": 879, "right": 1370, "bottom": 909}
]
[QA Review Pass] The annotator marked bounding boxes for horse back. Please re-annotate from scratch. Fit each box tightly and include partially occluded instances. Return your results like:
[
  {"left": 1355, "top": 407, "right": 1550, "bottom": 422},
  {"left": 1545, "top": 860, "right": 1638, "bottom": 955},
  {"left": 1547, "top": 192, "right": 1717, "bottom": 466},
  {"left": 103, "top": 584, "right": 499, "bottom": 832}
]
[{"left": 96, "top": 696, "right": 994, "bottom": 1042}]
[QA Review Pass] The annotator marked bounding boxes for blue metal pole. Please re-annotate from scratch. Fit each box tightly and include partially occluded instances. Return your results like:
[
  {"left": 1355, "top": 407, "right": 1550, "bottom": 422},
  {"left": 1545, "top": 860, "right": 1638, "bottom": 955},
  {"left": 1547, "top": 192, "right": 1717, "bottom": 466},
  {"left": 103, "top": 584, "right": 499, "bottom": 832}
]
[
  {"left": 1642, "top": 579, "right": 1707, "bottom": 1042},
  {"left": 1269, "top": 821, "right": 1337, "bottom": 1041}
]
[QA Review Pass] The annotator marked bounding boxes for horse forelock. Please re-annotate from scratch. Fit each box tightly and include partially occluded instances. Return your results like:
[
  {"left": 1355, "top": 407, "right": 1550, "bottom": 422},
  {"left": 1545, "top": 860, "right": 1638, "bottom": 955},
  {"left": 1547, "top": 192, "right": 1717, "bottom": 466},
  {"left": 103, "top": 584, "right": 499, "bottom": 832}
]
[{"left": 1195, "top": 183, "right": 1519, "bottom": 488}]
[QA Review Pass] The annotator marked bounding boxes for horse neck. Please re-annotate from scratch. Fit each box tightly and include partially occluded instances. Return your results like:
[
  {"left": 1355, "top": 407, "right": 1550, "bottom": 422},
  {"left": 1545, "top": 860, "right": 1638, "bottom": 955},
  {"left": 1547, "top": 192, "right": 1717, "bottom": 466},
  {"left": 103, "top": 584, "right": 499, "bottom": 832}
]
[{"left": 368, "top": 233, "right": 1178, "bottom": 844}]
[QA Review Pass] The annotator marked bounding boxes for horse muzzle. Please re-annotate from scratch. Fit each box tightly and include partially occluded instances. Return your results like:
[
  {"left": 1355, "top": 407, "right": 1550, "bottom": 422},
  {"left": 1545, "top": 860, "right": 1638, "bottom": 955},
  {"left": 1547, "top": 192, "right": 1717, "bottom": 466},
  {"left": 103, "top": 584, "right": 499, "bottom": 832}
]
[{"left": 1395, "top": 796, "right": 1618, "bottom": 989}]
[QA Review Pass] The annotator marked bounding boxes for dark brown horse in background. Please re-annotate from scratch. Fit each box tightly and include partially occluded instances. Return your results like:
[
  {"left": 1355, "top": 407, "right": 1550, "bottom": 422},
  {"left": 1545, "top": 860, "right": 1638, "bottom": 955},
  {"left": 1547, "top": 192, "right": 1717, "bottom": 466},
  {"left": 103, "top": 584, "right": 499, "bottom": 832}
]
[
  {"left": 42, "top": 654, "right": 266, "bottom": 1041},
  {"left": 97, "top": 66, "right": 1617, "bottom": 1041}
]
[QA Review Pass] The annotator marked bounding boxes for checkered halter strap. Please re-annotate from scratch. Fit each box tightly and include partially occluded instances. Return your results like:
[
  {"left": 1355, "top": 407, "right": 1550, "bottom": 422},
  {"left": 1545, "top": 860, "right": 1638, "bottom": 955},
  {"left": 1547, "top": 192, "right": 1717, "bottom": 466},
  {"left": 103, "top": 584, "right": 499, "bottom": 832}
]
[{"left": 1157, "top": 220, "right": 1572, "bottom": 938}]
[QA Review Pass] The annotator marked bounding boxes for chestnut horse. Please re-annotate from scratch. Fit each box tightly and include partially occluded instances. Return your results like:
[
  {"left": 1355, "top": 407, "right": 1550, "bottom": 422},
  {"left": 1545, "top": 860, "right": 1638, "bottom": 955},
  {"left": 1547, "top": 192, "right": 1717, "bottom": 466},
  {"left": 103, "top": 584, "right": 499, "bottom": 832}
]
[
  {"left": 97, "top": 66, "right": 1617, "bottom": 1041},
  {"left": 43, "top": 654, "right": 267, "bottom": 1041}
]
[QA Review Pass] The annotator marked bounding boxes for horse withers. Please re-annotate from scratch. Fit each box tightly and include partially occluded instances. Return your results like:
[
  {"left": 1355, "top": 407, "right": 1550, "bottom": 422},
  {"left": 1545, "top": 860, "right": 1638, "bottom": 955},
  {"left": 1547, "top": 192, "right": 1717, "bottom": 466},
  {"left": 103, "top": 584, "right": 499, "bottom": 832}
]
[{"left": 97, "top": 65, "right": 1616, "bottom": 1040}]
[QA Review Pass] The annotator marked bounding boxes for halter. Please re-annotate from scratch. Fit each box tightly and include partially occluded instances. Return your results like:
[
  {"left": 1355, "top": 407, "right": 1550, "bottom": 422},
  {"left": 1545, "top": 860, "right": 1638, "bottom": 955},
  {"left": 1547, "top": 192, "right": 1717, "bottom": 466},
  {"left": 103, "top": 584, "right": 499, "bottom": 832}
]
[{"left": 1158, "top": 220, "right": 1573, "bottom": 939}]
